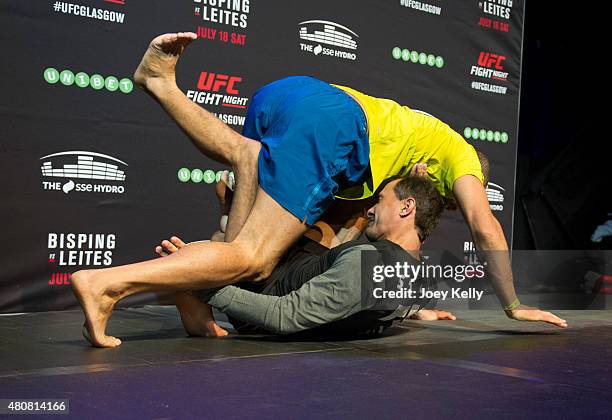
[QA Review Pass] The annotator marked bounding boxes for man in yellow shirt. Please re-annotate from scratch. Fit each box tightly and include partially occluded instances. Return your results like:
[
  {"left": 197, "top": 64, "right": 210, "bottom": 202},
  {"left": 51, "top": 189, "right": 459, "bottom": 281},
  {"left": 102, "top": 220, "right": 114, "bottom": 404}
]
[{"left": 71, "top": 33, "right": 567, "bottom": 348}]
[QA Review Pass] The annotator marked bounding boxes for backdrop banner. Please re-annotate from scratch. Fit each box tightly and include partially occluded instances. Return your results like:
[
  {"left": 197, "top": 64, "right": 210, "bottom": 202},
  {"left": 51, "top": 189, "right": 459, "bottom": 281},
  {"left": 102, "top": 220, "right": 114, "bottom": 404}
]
[{"left": 0, "top": 0, "right": 524, "bottom": 312}]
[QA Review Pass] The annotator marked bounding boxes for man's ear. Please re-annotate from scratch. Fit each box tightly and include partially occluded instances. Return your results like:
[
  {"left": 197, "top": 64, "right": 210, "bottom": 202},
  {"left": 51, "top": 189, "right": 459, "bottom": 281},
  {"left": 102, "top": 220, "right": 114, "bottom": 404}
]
[{"left": 399, "top": 197, "right": 416, "bottom": 217}]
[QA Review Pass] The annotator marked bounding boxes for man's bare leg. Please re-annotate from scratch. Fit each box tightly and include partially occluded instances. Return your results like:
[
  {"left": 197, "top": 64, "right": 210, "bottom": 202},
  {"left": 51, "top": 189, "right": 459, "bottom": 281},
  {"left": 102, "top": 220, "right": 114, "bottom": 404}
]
[
  {"left": 135, "top": 30, "right": 261, "bottom": 239},
  {"left": 134, "top": 32, "right": 242, "bottom": 164},
  {"left": 157, "top": 237, "right": 228, "bottom": 337},
  {"left": 170, "top": 158, "right": 257, "bottom": 338},
  {"left": 171, "top": 157, "right": 257, "bottom": 337},
  {"left": 72, "top": 188, "right": 308, "bottom": 347}
]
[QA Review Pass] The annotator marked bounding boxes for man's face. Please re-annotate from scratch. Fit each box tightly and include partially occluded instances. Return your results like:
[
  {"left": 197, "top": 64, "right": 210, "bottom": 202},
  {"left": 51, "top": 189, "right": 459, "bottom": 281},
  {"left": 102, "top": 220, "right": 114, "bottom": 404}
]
[{"left": 364, "top": 180, "right": 406, "bottom": 241}]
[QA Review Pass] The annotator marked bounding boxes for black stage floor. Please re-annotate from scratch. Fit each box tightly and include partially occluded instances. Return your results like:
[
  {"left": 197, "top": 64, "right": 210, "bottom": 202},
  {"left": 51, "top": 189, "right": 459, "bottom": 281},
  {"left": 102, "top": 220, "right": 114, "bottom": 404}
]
[{"left": 1, "top": 307, "right": 612, "bottom": 419}]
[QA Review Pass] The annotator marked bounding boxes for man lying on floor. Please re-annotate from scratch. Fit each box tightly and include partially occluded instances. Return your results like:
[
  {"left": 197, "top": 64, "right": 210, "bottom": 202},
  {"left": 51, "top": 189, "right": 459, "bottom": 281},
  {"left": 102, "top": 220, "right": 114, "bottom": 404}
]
[{"left": 157, "top": 174, "right": 456, "bottom": 337}]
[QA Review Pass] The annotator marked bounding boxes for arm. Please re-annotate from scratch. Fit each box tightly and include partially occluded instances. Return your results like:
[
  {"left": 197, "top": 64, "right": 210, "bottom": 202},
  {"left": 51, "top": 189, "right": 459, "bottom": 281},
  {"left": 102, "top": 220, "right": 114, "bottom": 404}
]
[
  {"left": 203, "top": 245, "right": 376, "bottom": 334},
  {"left": 452, "top": 175, "right": 567, "bottom": 328}
]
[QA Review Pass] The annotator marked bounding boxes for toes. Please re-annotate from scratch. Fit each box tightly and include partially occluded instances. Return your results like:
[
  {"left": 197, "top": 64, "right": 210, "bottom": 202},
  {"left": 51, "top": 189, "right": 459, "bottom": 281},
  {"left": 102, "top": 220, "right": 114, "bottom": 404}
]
[
  {"left": 99, "top": 335, "right": 122, "bottom": 348},
  {"left": 155, "top": 246, "right": 168, "bottom": 257},
  {"left": 170, "top": 236, "right": 186, "bottom": 248},
  {"left": 82, "top": 325, "right": 122, "bottom": 348},
  {"left": 162, "top": 240, "right": 178, "bottom": 253}
]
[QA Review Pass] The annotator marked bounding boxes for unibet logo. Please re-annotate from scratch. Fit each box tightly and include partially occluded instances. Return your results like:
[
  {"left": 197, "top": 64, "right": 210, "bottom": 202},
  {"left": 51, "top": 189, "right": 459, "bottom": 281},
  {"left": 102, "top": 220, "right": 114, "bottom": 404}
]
[
  {"left": 392, "top": 47, "right": 444, "bottom": 68},
  {"left": 463, "top": 127, "right": 508, "bottom": 144},
  {"left": 44, "top": 67, "right": 133, "bottom": 93},
  {"left": 178, "top": 168, "right": 234, "bottom": 185}
]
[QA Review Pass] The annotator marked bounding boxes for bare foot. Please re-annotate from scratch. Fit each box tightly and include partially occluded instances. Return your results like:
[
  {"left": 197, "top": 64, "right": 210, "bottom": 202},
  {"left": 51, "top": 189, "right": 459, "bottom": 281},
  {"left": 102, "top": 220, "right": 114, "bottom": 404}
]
[
  {"left": 175, "top": 291, "right": 229, "bottom": 338},
  {"left": 71, "top": 270, "right": 122, "bottom": 348},
  {"left": 156, "top": 236, "right": 229, "bottom": 337},
  {"left": 133, "top": 32, "right": 197, "bottom": 92}
]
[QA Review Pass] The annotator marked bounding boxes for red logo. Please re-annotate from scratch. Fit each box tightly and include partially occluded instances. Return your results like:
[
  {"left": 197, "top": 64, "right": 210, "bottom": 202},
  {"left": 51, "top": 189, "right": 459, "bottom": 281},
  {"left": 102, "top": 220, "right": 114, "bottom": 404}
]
[
  {"left": 197, "top": 72, "right": 242, "bottom": 94},
  {"left": 49, "top": 273, "right": 71, "bottom": 286},
  {"left": 477, "top": 52, "right": 506, "bottom": 70}
]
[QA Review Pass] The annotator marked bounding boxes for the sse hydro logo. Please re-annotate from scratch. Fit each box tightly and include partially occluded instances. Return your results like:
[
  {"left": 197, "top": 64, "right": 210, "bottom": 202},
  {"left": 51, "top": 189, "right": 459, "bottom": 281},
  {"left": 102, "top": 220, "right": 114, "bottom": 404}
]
[
  {"left": 178, "top": 167, "right": 234, "bottom": 184},
  {"left": 399, "top": 0, "right": 442, "bottom": 15},
  {"left": 40, "top": 151, "right": 127, "bottom": 195},
  {"left": 186, "top": 71, "right": 248, "bottom": 127},
  {"left": 52, "top": 1, "right": 125, "bottom": 24},
  {"left": 299, "top": 20, "right": 359, "bottom": 61},
  {"left": 463, "top": 127, "right": 509, "bottom": 144},
  {"left": 193, "top": 0, "right": 249, "bottom": 46},
  {"left": 486, "top": 182, "right": 505, "bottom": 211},
  {"left": 392, "top": 47, "right": 444, "bottom": 68},
  {"left": 469, "top": 52, "right": 510, "bottom": 95},
  {"left": 44, "top": 68, "right": 133, "bottom": 94},
  {"left": 478, "top": 0, "right": 513, "bottom": 33}
]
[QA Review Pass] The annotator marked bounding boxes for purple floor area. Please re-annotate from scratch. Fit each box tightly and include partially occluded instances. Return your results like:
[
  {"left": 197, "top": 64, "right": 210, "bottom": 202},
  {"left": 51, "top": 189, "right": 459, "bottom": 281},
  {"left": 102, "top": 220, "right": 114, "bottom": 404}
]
[{"left": 1, "top": 307, "right": 611, "bottom": 419}]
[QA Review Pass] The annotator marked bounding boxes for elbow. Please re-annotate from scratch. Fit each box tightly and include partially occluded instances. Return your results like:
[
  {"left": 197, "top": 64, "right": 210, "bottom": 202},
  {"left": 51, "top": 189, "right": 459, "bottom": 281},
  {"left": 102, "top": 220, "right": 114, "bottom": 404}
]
[{"left": 471, "top": 214, "right": 504, "bottom": 247}]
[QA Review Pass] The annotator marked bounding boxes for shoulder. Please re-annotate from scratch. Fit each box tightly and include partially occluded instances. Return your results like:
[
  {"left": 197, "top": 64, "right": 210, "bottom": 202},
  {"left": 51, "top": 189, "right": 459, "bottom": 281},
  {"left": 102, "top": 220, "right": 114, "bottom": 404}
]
[{"left": 336, "top": 243, "right": 378, "bottom": 260}]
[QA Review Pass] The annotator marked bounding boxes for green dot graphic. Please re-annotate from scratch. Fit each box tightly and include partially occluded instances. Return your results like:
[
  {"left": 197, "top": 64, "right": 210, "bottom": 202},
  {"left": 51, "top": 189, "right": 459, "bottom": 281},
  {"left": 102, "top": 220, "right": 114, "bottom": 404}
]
[
  {"left": 427, "top": 54, "right": 436, "bottom": 66},
  {"left": 191, "top": 169, "right": 204, "bottom": 183},
  {"left": 435, "top": 56, "right": 444, "bottom": 68},
  {"left": 75, "top": 72, "right": 90, "bottom": 88},
  {"left": 401, "top": 49, "right": 410, "bottom": 61},
  {"left": 494, "top": 131, "right": 501, "bottom": 142},
  {"left": 203, "top": 170, "right": 216, "bottom": 184},
  {"left": 105, "top": 76, "right": 119, "bottom": 92},
  {"left": 471, "top": 128, "right": 479, "bottom": 139},
  {"left": 119, "top": 78, "right": 133, "bottom": 94},
  {"left": 501, "top": 132, "right": 509, "bottom": 143},
  {"left": 410, "top": 51, "right": 419, "bottom": 63},
  {"left": 90, "top": 74, "right": 104, "bottom": 90},
  {"left": 464, "top": 127, "right": 472, "bottom": 139},
  {"left": 178, "top": 168, "right": 191, "bottom": 183},
  {"left": 418, "top": 53, "right": 427, "bottom": 65},
  {"left": 44, "top": 67, "right": 59, "bottom": 84},
  {"left": 60, "top": 70, "right": 74, "bottom": 86},
  {"left": 392, "top": 47, "right": 402, "bottom": 60},
  {"left": 487, "top": 130, "right": 494, "bottom": 141},
  {"left": 479, "top": 129, "right": 487, "bottom": 140}
]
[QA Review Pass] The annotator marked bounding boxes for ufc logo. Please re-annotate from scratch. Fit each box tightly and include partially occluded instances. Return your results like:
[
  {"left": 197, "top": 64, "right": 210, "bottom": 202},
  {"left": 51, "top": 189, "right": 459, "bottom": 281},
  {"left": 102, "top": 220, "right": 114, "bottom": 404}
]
[
  {"left": 477, "top": 52, "right": 506, "bottom": 70},
  {"left": 197, "top": 72, "right": 242, "bottom": 94}
]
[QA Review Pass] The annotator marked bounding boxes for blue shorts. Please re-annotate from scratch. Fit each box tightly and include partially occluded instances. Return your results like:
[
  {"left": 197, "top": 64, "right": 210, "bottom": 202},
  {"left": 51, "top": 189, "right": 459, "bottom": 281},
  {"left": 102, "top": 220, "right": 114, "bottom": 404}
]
[{"left": 242, "top": 76, "right": 369, "bottom": 224}]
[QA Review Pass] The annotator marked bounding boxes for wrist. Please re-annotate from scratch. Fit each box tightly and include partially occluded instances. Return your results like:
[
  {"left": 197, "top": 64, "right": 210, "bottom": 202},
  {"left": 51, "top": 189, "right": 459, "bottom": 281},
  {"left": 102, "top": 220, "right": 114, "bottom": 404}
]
[{"left": 503, "top": 298, "right": 521, "bottom": 317}]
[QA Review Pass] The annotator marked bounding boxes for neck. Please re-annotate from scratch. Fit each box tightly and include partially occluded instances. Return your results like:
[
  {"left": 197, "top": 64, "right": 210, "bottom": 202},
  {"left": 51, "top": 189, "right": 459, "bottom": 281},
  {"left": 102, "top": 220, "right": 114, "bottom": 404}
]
[{"left": 381, "top": 229, "right": 421, "bottom": 259}]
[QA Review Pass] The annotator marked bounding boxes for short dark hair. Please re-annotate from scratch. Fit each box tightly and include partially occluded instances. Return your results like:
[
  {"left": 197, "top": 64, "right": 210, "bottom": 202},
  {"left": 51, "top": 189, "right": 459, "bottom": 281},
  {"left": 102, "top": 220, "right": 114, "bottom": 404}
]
[
  {"left": 476, "top": 150, "right": 489, "bottom": 187},
  {"left": 390, "top": 176, "right": 445, "bottom": 242}
]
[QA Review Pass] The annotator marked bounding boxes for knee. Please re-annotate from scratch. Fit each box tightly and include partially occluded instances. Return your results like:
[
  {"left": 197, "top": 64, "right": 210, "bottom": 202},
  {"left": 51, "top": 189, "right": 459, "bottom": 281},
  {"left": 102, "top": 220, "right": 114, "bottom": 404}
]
[{"left": 238, "top": 245, "right": 277, "bottom": 281}]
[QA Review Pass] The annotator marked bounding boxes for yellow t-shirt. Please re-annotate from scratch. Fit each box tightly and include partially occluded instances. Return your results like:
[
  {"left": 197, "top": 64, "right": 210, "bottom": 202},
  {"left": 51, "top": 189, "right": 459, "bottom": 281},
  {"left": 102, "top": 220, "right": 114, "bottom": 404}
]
[{"left": 332, "top": 84, "right": 484, "bottom": 200}]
